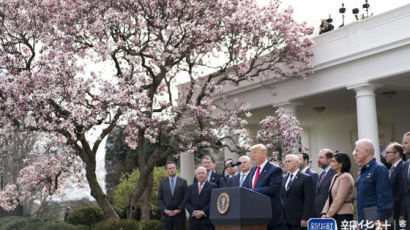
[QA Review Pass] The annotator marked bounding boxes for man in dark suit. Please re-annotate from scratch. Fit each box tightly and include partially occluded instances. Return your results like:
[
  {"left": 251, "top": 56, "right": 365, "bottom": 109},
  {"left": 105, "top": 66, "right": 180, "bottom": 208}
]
[
  {"left": 385, "top": 142, "right": 404, "bottom": 229},
  {"left": 219, "top": 158, "right": 238, "bottom": 188},
  {"left": 281, "top": 154, "right": 315, "bottom": 230},
  {"left": 185, "top": 166, "right": 217, "bottom": 230},
  {"left": 193, "top": 155, "right": 221, "bottom": 187},
  {"left": 314, "top": 149, "right": 336, "bottom": 217},
  {"left": 297, "top": 152, "right": 319, "bottom": 186},
  {"left": 401, "top": 132, "right": 410, "bottom": 230},
  {"left": 229, "top": 155, "right": 252, "bottom": 187},
  {"left": 158, "top": 161, "right": 188, "bottom": 230},
  {"left": 244, "top": 144, "right": 284, "bottom": 230}
]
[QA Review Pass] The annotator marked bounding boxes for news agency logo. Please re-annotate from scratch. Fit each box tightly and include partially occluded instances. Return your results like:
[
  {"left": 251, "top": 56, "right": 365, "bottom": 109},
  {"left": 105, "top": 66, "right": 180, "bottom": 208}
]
[{"left": 308, "top": 218, "right": 337, "bottom": 230}]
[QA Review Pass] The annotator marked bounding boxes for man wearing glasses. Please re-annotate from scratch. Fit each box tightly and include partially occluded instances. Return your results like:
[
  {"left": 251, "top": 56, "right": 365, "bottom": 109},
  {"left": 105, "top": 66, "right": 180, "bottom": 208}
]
[{"left": 384, "top": 142, "right": 404, "bottom": 229}]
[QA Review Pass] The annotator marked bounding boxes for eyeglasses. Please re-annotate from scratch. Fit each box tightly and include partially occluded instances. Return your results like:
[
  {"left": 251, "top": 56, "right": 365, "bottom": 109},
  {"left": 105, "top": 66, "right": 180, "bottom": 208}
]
[{"left": 385, "top": 151, "right": 396, "bottom": 154}]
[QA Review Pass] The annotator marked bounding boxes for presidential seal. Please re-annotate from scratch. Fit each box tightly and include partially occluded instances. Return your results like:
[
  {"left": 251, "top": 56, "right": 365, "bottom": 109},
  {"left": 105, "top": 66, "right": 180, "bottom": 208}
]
[{"left": 217, "top": 192, "right": 230, "bottom": 215}]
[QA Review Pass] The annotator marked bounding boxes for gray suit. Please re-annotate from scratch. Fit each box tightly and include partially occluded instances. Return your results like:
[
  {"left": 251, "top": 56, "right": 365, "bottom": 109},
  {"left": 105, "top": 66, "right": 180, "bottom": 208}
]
[{"left": 314, "top": 168, "right": 336, "bottom": 217}]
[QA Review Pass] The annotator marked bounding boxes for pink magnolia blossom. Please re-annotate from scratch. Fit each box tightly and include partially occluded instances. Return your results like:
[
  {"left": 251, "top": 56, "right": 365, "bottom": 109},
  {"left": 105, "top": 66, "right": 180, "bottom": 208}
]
[{"left": 0, "top": 0, "right": 313, "bottom": 218}]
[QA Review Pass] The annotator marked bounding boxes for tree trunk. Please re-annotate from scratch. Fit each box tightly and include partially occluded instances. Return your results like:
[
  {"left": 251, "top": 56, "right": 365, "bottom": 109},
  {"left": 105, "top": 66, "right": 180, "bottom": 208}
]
[
  {"left": 140, "top": 170, "right": 153, "bottom": 222},
  {"left": 85, "top": 161, "right": 119, "bottom": 219}
]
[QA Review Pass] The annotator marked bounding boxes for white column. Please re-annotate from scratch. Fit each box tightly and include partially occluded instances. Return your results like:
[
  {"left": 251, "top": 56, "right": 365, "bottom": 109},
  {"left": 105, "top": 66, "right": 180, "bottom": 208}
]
[
  {"left": 276, "top": 101, "right": 301, "bottom": 117},
  {"left": 347, "top": 82, "right": 381, "bottom": 159},
  {"left": 180, "top": 152, "right": 194, "bottom": 185}
]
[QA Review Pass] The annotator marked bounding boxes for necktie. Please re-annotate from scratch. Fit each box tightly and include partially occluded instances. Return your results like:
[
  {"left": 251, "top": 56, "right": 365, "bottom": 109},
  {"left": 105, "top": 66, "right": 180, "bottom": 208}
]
[
  {"left": 318, "top": 171, "right": 326, "bottom": 187},
  {"left": 389, "top": 166, "right": 395, "bottom": 179},
  {"left": 170, "top": 178, "right": 175, "bottom": 196},
  {"left": 198, "top": 183, "right": 203, "bottom": 194},
  {"left": 253, "top": 166, "right": 261, "bottom": 188},
  {"left": 240, "top": 174, "right": 246, "bottom": 187},
  {"left": 286, "top": 174, "right": 294, "bottom": 191}
]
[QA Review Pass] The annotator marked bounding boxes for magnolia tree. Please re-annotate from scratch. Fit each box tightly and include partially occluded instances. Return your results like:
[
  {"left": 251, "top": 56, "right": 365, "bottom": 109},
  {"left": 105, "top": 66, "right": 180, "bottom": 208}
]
[
  {"left": 0, "top": 0, "right": 313, "bottom": 219},
  {"left": 257, "top": 108, "right": 304, "bottom": 161}
]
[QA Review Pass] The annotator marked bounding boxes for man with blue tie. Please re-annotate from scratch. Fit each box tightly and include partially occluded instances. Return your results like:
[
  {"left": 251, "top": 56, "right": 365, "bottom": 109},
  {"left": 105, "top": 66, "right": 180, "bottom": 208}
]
[
  {"left": 193, "top": 155, "right": 221, "bottom": 187},
  {"left": 158, "top": 161, "right": 188, "bottom": 230},
  {"left": 229, "top": 155, "right": 252, "bottom": 187},
  {"left": 185, "top": 166, "right": 217, "bottom": 230},
  {"left": 244, "top": 144, "right": 284, "bottom": 230},
  {"left": 219, "top": 158, "right": 238, "bottom": 188},
  {"left": 281, "top": 154, "right": 314, "bottom": 230}
]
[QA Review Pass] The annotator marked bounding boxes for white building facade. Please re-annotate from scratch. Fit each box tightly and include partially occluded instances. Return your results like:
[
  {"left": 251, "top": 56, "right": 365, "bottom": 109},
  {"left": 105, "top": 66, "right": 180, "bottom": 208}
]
[{"left": 181, "top": 4, "right": 410, "bottom": 181}]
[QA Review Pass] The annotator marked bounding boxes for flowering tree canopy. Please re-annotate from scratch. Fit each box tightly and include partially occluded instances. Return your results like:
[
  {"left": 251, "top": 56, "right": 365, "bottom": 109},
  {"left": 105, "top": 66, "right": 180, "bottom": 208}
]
[
  {"left": 0, "top": 0, "right": 313, "bottom": 219},
  {"left": 257, "top": 108, "right": 304, "bottom": 161}
]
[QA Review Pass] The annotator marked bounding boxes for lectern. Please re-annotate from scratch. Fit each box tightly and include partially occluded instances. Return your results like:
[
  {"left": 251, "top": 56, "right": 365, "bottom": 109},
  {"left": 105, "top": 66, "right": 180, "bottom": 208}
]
[{"left": 210, "top": 187, "right": 272, "bottom": 230}]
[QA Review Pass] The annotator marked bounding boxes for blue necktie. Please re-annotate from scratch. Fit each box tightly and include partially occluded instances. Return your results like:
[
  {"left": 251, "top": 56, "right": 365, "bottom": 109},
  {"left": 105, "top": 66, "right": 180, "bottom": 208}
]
[
  {"left": 240, "top": 174, "right": 246, "bottom": 187},
  {"left": 170, "top": 178, "right": 175, "bottom": 196},
  {"left": 286, "top": 174, "right": 294, "bottom": 191}
]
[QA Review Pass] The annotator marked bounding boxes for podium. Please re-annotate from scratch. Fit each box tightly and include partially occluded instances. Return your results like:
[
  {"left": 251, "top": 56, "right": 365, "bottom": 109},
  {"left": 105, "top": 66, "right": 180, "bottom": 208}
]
[{"left": 210, "top": 187, "right": 272, "bottom": 230}]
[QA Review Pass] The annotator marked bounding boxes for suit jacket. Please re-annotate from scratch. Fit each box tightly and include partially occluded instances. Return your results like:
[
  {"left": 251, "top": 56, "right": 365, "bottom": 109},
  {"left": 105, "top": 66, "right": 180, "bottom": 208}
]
[
  {"left": 281, "top": 171, "right": 315, "bottom": 225},
  {"left": 401, "top": 160, "right": 410, "bottom": 230},
  {"left": 219, "top": 174, "right": 236, "bottom": 188},
  {"left": 321, "top": 172, "right": 354, "bottom": 217},
  {"left": 314, "top": 168, "right": 336, "bottom": 217},
  {"left": 158, "top": 176, "right": 188, "bottom": 221},
  {"left": 184, "top": 181, "right": 217, "bottom": 225},
  {"left": 389, "top": 160, "right": 404, "bottom": 219},
  {"left": 244, "top": 162, "right": 284, "bottom": 226},
  {"left": 305, "top": 168, "right": 319, "bottom": 187},
  {"left": 193, "top": 171, "right": 221, "bottom": 187},
  {"left": 229, "top": 172, "right": 251, "bottom": 187}
]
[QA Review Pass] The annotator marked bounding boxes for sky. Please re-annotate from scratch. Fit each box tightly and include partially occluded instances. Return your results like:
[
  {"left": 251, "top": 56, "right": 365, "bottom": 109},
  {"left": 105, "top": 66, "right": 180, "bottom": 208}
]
[{"left": 263, "top": 0, "right": 410, "bottom": 35}]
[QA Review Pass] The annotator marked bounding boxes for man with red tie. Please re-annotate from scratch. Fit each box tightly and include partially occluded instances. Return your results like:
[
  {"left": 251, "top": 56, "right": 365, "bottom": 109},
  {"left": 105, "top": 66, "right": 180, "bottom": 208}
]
[
  {"left": 244, "top": 144, "right": 285, "bottom": 230},
  {"left": 185, "top": 166, "right": 217, "bottom": 230}
]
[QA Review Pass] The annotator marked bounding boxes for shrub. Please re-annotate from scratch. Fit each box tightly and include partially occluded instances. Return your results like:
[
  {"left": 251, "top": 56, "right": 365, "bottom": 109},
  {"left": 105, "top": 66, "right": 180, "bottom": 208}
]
[
  {"left": 93, "top": 219, "right": 139, "bottom": 230},
  {"left": 141, "top": 220, "right": 161, "bottom": 230},
  {"left": 38, "top": 221, "right": 89, "bottom": 230},
  {"left": 0, "top": 216, "right": 48, "bottom": 230},
  {"left": 0, "top": 216, "right": 22, "bottom": 226},
  {"left": 67, "top": 206, "right": 105, "bottom": 227}
]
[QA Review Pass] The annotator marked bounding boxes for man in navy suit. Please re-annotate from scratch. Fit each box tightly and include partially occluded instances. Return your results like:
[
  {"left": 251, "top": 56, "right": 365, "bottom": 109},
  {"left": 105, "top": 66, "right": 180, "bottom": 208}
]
[
  {"left": 244, "top": 144, "right": 284, "bottom": 230},
  {"left": 385, "top": 142, "right": 404, "bottom": 229},
  {"left": 158, "top": 161, "right": 188, "bottom": 230},
  {"left": 185, "top": 166, "right": 217, "bottom": 230},
  {"left": 219, "top": 158, "right": 238, "bottom": 188},
  {"left": 229, "top": 155, "right": 252, "bottom": 187},
  {"left": 297, "top": 152, "right": 319, "bottom": 186},
  {"left": 193, "top": 155, "right": 221, "bottom": 187},
  {"left": 281, "top": 154, "right": 314, "bottom": 230},
  {"left": 400, "top": 132, "right": 410, "bottom": 230},
  {"left": 313, "top": 149, "right": 336, "bottom": 217}
]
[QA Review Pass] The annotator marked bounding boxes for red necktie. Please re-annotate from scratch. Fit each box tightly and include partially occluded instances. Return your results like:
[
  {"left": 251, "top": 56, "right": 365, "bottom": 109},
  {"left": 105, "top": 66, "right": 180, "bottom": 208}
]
[{"left": 253, "top": 166, "right": 261, "bottom": 188}]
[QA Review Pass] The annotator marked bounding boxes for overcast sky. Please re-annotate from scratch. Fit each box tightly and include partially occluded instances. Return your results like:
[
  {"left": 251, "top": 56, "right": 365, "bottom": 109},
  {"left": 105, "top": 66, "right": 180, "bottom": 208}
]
[{"left": 261, "top": 0, "right": 410, "bottom": 34}]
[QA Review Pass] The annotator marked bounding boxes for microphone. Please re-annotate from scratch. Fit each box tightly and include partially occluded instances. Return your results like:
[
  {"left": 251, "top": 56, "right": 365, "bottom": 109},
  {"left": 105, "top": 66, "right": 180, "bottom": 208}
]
[{"left": 222, "top": 162, "right": 242, "bottom": 184}]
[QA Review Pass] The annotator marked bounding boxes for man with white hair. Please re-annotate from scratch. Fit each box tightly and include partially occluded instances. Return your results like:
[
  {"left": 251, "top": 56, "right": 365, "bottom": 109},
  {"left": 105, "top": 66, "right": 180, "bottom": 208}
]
[
  {"left": 244, "top": 144, "right": 284, "bottom": 230},
  {"left": 185, "top": 166, "right": 217, "bottom": 230},
  {"left": 229, "top": 155, "right": 252, "bottom": 187},
  {"left": 353, "top": 139, "right": 393, "bottom": 225},
  {"left": 281, "top": 154, "right": 314, "bottom": 230}
]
